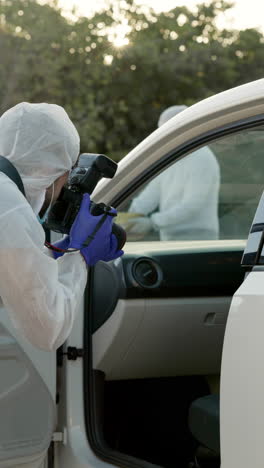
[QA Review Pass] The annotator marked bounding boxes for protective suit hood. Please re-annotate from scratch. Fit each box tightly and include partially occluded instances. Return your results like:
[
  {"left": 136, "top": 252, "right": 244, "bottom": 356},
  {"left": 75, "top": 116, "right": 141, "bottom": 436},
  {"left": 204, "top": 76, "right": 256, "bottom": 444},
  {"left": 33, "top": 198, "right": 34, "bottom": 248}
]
[{"left": 0, "top": 102, "right": 80, "bottom": 214}]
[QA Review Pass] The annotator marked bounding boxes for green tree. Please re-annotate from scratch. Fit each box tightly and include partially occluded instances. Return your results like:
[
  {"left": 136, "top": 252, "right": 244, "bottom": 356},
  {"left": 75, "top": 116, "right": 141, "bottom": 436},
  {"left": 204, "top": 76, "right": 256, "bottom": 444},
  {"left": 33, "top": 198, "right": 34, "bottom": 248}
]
[{"left": 0, "top": 0, "right": 264, "bottom": 160}]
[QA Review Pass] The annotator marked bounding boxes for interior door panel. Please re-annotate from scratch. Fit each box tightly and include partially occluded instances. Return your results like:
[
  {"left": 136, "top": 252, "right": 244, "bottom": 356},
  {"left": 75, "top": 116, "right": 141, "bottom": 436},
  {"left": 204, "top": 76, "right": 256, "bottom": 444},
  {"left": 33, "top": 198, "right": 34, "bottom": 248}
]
[
  {"left": 93, "top": 296, "right": 232, "bottom": 380},
  {"left": 92, "top": 241, "right": 245, "bottom": 380}
]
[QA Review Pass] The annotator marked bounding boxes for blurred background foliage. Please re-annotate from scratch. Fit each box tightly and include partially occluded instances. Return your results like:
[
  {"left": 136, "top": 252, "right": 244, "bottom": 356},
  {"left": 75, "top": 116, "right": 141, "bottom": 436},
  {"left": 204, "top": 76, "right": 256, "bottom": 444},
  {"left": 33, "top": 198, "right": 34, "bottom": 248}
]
[{"left": 0, "top": 0, "right": 264, "bottom": 160}]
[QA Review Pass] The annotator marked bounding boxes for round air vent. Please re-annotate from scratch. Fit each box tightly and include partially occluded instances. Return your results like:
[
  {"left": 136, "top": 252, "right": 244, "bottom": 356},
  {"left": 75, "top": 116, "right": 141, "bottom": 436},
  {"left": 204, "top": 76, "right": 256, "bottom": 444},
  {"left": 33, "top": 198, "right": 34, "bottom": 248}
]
[{"left": 132, "top": 258, "right": 163, "bottom": 289}]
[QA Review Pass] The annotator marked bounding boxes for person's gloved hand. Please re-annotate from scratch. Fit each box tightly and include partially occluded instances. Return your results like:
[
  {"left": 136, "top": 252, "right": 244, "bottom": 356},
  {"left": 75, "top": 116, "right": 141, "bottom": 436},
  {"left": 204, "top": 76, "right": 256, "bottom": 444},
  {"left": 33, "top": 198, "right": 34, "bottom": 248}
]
[
  {"left": 69, "top": 193, "right": 110, "bottom": 249},
  {"left": 69, "top": 193, "right": 124, "bottom": 266},
  {"left": 126, "top": 216, "right": 153, "bottom": 234},
  {"left": 52, "top": 236, "right": 70, "bottom": 259},
  {"left": 81, "top": 233, "right": 123, "bottom": 266}
]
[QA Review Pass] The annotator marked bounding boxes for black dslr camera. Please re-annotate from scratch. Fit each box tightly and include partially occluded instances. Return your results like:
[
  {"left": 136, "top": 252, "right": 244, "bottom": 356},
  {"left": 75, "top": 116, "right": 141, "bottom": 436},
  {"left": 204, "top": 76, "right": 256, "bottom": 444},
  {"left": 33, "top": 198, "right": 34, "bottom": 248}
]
[{"left": 45, "top": 153, "right": 126, "bottom": 250}]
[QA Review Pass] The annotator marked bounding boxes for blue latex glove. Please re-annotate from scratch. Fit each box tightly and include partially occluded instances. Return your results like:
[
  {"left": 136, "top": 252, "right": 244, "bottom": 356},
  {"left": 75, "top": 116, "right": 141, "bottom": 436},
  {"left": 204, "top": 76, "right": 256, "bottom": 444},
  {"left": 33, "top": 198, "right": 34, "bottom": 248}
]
[
  {"left": 52, "top": 236, "right": 70, "bottom": 259},
  {"left": 69, "top": 193, "right": 124, "bottom": 266},
  {"left": 81, "top": 233, "right": 124, "bottom": 266},
  {"left": 69, "top": 193, "right": 109, "bottom": 249}
]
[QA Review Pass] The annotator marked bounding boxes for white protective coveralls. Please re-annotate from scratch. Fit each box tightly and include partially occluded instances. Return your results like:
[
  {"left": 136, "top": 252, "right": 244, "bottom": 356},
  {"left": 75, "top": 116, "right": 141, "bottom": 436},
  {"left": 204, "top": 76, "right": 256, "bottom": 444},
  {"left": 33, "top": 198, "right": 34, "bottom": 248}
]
[
  {"left": 129, "top": 148, "right": 220, "bottom": 240},
  {"left": 0, "top": 102, "right": 87, "bottom": 351}
]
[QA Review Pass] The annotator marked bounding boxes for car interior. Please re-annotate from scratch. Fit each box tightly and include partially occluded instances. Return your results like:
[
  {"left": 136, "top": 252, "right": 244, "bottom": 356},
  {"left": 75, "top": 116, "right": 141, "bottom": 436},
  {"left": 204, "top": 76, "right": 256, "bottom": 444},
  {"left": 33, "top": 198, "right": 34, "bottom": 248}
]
[{"left": 84, "top": 126, "right": 264, "bottom": 468}]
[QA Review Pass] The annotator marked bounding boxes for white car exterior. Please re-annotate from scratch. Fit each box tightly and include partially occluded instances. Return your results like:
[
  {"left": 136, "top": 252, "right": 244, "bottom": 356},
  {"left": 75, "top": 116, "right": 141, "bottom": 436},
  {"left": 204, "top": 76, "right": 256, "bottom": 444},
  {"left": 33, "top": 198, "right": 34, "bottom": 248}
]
[{"left": 1, "top": 78, "right": 264, "bottom": 468}]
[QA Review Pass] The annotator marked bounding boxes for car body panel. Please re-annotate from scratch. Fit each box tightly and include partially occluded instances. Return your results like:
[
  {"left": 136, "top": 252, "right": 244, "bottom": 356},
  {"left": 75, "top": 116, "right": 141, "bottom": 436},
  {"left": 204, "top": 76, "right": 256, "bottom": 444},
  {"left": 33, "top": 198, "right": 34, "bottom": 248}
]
[{"left": 55, "top": 298, "right": 115, "bottom": 468}]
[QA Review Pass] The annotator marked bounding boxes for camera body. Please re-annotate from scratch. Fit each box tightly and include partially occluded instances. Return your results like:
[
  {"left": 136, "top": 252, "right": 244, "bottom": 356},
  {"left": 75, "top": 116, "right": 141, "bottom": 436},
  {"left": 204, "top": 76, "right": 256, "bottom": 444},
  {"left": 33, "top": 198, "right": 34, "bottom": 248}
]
[{"left": 45, "top": 153, "right": 126, "bottom": 249}]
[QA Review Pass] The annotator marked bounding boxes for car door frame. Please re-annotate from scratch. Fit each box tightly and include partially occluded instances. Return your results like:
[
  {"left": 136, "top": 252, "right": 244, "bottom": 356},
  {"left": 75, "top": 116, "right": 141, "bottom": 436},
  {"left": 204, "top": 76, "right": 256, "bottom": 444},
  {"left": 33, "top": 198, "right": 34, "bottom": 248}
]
[{"left": 82, "top": 113, "right": 264, "bottom": 468}]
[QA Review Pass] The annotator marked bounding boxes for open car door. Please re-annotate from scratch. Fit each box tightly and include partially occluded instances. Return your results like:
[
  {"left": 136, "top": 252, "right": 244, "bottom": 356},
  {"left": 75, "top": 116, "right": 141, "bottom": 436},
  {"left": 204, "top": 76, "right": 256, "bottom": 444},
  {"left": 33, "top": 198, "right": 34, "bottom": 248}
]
[{"left": 0, "top": 310, "right": 56, "bottom": 467}]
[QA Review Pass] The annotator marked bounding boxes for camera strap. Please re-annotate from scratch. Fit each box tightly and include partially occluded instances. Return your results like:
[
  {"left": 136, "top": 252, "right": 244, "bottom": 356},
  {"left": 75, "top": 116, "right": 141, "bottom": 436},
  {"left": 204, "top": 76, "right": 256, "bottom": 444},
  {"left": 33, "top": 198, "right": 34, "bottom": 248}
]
[
  {"left": 0, "top": 155, "right": 25, "bottom": 196},
  {"left": 82, "top": 213, "right": 108, "bottom": 248},
  {"left": 46, "top": 213, "right": 110, "bottom": 255}
]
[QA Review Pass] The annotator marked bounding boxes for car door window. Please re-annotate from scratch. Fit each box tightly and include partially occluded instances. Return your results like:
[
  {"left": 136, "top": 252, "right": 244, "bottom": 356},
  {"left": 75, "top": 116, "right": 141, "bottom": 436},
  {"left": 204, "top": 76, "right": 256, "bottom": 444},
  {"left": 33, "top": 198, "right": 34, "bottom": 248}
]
[{"left": 117, "top": 127, "right": 264, "bottom": 242}]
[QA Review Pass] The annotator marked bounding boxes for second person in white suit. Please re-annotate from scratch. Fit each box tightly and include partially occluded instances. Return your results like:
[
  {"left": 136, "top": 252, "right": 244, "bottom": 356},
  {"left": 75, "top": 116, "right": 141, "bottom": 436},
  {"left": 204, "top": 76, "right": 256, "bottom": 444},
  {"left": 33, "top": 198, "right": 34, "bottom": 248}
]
[{"left": 128, "top": 105, "right": 220, "bottom": 241}]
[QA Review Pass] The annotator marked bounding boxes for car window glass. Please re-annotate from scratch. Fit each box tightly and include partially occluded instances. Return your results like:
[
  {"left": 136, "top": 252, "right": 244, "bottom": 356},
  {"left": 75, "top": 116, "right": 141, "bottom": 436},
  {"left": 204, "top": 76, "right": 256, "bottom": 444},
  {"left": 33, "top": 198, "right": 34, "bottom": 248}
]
[{"left": 116, "top": 127, "right": 264, "bottom": 242}]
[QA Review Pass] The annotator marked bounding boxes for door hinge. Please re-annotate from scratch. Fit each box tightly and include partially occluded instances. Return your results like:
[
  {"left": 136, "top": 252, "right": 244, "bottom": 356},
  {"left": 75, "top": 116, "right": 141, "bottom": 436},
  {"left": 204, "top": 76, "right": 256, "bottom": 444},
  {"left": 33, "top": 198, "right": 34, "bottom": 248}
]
[
  {"left": 52, "top": 428, "right": 67, "bottom": 445},
  {"left": 65, "top": 346, "right": 84, "bottom": 360},
  {"left": 57, "top": 346, "right": 84, "bottom": 366}
]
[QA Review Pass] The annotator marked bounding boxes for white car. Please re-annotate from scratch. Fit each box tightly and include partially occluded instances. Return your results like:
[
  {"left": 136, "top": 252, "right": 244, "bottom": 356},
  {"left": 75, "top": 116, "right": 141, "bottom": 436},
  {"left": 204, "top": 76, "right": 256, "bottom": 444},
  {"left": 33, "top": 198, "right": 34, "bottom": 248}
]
[{"left": 1, "top": 78, "right": 264, "bottom": 468}]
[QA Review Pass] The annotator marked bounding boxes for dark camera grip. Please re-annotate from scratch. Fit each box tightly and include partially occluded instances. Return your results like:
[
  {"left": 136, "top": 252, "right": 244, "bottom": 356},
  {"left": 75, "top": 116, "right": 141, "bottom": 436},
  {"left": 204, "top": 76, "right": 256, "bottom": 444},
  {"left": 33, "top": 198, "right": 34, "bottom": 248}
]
[{"left": 112, "top": 223, "right": 126, "bottom": 250}]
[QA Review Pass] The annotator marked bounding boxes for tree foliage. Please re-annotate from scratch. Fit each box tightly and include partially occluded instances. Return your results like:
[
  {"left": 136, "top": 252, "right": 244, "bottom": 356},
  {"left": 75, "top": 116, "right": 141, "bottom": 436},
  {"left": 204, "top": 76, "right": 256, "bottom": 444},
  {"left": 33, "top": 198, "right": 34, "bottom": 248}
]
[{"left": 0, "top": 0, "right": 264, "bottom": 159}]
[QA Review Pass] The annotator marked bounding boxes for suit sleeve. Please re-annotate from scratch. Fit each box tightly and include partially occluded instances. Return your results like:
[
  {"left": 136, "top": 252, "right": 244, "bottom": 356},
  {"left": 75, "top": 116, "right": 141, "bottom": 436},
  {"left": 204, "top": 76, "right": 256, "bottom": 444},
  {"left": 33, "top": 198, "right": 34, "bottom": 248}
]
[{"left": 0, "top": 190, "right": 87, "bottom": 351}]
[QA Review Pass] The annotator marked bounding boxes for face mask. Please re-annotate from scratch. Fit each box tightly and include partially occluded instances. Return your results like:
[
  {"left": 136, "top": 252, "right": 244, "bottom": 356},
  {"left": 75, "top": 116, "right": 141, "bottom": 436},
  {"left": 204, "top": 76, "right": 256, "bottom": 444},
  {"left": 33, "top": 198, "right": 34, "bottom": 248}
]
[{"left": 37, "top": 183, "right": 54, "bottom": 225}]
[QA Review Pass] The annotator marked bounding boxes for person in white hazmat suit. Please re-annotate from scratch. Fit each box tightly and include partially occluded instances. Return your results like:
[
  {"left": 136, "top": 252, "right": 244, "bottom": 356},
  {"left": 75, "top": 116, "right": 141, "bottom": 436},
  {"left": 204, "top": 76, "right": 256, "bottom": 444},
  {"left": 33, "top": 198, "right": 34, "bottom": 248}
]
[
  {"left": 128, "top": 105, "right": 220, "bottom": 240},
  {"left": 0, "top": 102, "right": 123, "bottom": 351}
]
